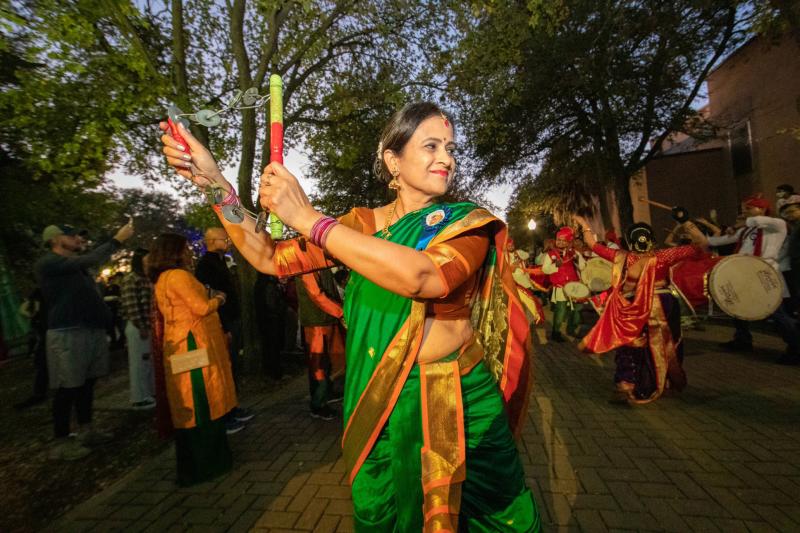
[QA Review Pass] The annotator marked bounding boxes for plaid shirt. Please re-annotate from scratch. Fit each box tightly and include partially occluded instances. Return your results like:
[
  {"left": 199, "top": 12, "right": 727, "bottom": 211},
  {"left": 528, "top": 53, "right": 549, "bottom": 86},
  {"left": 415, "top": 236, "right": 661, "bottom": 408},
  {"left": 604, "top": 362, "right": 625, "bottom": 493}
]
[{"left": 120, "top": 272, "right": 152, "bottom": 332}]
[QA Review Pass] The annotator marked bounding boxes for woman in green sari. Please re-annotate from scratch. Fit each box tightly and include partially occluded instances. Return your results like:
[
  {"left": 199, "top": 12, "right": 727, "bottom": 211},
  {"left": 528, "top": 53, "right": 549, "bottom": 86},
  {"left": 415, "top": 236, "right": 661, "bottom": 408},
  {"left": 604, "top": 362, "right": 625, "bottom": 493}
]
[{"left": 160, "top": 102, "right": 540, "bottom": 531}]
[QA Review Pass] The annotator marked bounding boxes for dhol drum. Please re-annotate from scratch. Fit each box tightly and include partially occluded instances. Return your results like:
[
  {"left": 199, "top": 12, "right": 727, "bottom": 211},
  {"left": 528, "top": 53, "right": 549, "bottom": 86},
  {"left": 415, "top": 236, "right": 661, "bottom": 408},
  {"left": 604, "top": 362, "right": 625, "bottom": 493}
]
[
  {"left": 670, "top": 254, "right": 722, "bottom": 308},
  {"left": 671, "top": 255, "right": 783, "bottom": 320},
  {"left": 581, "top": 257, "right": 613, "bottom": 292},
  {"left": 563, "top": 281, "right": 591, "bottom": 302},
  {"left": 708, "top": 255, "right": 783, "bottom": 321}
]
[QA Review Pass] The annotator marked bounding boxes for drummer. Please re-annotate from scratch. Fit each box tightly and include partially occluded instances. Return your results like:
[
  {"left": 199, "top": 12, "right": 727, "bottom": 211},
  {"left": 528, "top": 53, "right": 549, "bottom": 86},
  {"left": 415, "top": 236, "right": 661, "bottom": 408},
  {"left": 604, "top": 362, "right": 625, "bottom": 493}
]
[
  {"left": 542, "top": 227, "right": 585, "bottom": 342},
  {"left": 685, "top": 196, "right": 800, "bottom": 365}
]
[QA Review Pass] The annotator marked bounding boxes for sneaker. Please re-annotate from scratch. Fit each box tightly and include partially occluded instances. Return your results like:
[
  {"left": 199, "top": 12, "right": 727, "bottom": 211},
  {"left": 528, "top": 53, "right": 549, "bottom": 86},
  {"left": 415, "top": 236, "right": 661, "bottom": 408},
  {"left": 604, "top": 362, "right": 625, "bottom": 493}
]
[
  {"left": 718, "top": 340, "right": 753, "bottom": 352},
  {"left": 49, "top": 439, "right": 91, "bottom": 460},
  {"left": 327, "top": 395, "right": 344, "bottom": 405},
  {"left": 225, "top": 419, "right": 246, "bottom": 435},
  {"left": 231, "top": 406, "right": 255, "bottom": 422},
  {"left": 131, "top": 398, "right": 156, "bottom": 410},
  {"left": 310, "top": 406, "right": 336, "bottom": 421},
  {"left": 77, "top": 428, "right": 114, "bottom": 446}
]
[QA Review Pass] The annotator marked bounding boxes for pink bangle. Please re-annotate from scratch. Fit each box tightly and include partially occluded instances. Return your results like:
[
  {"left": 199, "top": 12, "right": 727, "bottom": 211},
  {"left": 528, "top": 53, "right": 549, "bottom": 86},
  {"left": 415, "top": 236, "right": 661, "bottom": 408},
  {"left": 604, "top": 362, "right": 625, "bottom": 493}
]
[
  {"left": 319, "top": 220, "right": 338, "bottom": 249},
  {"left": 309, "top": 216, "right": 338, "bottom": 248},
  {"left": 217, "top": 187, "right": 240, "bottom": 207}
]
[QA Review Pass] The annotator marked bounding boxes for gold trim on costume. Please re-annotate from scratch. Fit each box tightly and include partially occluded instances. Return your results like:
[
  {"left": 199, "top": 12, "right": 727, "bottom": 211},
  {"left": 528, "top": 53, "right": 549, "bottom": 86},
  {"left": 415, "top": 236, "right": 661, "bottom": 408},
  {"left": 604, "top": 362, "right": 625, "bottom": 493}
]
[
  {"left": 420, "top": 355, "right": 466, "bottom": 532},
  {"left": 342, "top": 300, "right": 427, "bottom": 483}
]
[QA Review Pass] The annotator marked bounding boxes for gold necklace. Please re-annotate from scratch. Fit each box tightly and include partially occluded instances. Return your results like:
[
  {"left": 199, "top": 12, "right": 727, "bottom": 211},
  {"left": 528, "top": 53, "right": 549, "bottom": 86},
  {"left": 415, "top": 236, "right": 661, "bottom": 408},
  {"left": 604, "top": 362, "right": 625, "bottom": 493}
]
[{"left": 381, "top": 197, "right": 403, "bottom": 239}]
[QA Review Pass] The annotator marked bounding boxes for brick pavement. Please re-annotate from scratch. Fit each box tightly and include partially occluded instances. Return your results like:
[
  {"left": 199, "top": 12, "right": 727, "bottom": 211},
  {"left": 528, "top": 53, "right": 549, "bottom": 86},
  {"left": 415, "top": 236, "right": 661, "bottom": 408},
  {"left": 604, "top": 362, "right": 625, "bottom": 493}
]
[{"left": 53, "top": 323, "right": 800, "bottom": 532}]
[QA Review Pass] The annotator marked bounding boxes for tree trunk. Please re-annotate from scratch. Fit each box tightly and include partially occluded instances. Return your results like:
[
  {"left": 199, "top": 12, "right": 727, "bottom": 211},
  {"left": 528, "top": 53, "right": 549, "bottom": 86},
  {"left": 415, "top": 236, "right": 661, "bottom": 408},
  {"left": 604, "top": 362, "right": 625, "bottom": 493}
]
[
  {"left": 597, "top": 188, "right": 613, "bottom": 232},
  {"left": 236, "top": 257, "right": 262, "bottom": 375},
  {"left": 171, "top": 0, "right": 208, "bottom": 146},
  {"left": 614, "top": 174, "right": 635, "bottom": 230},
  {"left": 228, "top": 0, "right": 263, "bottom": 376}
]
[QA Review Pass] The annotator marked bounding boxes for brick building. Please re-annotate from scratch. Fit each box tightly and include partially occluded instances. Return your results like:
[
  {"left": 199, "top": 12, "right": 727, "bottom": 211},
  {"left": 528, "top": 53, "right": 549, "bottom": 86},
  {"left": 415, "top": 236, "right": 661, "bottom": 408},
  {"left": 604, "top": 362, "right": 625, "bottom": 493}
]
[{"left": 638, "top": 34, "right": 800, "bottom": 239}]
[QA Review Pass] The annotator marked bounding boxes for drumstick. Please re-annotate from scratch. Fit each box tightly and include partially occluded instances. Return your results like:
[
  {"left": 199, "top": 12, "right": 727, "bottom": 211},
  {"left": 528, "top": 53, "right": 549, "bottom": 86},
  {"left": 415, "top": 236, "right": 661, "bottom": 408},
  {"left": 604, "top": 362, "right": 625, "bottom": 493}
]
[{"left": 637, "top": 196, "right": 672, "bottom": 211}]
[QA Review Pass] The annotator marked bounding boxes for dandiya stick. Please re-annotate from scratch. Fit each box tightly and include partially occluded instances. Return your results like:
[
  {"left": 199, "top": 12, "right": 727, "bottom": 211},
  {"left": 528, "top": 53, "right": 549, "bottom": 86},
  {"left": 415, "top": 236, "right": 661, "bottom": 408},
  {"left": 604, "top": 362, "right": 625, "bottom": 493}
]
[{"left": 268, "top": 74, "right": 284, "bottom": 239}]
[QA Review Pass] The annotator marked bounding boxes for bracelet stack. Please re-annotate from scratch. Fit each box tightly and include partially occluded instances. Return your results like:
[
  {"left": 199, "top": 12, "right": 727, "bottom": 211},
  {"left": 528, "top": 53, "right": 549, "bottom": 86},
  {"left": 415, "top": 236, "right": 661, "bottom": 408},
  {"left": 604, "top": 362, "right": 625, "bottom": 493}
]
[
  {"left": 309, "top": 215, "right": 339, "bottom": 248},
  {"left": 217, "top": 187, "right": 240, "bottom": 207}
]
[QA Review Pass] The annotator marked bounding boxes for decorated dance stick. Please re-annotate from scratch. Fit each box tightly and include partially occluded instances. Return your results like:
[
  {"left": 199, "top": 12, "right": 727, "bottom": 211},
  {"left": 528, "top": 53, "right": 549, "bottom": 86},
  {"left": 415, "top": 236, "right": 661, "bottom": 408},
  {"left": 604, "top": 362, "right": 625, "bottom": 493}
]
[
  {"left": 267, "top": 74, "right": 285, "bottom": 239},
  {"left": 167, "top": 105, "right": 192, "bottom": 156}
]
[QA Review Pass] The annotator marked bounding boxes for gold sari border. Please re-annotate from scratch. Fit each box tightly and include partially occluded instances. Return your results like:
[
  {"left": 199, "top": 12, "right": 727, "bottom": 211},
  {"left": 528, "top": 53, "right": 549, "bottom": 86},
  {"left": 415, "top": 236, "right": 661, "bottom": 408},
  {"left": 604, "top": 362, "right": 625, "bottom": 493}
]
[
  {"left": 420, "top": 357, "right": 465, "bottom": 532},
  {"left": 343, "top": 301, "right": 427, "bottom": 484}
]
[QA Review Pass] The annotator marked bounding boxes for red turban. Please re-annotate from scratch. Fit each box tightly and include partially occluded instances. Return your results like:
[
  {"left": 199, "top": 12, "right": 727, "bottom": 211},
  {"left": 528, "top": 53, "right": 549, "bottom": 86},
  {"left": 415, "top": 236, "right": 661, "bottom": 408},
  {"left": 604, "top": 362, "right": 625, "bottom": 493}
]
[
  {"left": 556, "top": 227, "right": 574, "bottom": 241},
  {"left": 744, "top": 195, "right": 771, "bottom": 215}
]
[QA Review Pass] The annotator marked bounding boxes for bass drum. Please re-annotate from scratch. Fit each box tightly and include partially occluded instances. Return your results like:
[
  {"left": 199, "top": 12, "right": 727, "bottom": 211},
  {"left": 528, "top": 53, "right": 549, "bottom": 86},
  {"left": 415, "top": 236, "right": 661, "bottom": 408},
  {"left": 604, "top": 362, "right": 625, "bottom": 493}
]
[
  {"left": 708, "top": 255, "right": 784, "bottom": 321},
  {"left": 581, "top": 257, "right": 613, "bottom": 292},
  {"left": 563, "top": 281, "right": 591, "bottom": 302},
  {"left": 670, "top": 254, "right": 722, "bottom": 308}
]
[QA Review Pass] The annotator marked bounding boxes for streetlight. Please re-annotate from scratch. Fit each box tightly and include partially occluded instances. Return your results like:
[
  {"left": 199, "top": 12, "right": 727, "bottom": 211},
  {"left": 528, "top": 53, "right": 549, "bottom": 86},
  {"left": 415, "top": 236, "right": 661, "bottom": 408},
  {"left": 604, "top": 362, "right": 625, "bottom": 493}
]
[{"left": 527, "top": 219, "right": 537, "bottom": 231}]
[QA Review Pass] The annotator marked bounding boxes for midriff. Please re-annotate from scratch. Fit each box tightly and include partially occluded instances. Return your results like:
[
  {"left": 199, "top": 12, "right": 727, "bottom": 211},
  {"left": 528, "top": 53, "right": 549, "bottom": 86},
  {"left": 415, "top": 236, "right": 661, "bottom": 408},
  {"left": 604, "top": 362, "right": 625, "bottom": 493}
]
[{"left": 417, "top": 317, "right": 473, "bottom": 363}]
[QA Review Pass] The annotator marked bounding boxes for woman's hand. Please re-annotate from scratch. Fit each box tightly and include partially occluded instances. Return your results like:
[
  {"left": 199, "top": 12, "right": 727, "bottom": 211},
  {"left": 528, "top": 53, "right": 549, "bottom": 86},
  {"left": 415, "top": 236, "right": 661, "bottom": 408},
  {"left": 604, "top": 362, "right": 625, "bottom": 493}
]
[
  {"left": 572, "top": 215, "right": 589, "bottom": 232},
  {"left": 212, "top": 291, "right": 226, "bottom": 306},
  {"left": 159, "top": 121, "right": 231, "bottom": 191},
  {"left": 258, "top": 161, "right": 321, "bottom": 236}
]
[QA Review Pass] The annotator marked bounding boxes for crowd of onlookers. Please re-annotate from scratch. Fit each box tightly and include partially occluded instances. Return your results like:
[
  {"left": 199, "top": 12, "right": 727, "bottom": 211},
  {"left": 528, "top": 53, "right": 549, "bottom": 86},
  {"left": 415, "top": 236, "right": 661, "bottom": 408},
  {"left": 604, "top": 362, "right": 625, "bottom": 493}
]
[{"left": 12, "top": 222, "right": 346, "bottom": 480}]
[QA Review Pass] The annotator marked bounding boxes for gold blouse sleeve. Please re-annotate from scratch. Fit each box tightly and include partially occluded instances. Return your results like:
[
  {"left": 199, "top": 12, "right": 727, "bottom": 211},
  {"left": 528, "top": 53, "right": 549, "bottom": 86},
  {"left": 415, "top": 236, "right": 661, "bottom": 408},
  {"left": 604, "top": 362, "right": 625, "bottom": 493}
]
[
  {"left": 422, "top": 229, "right": 490, "bottom": 298},
  {"left": 272, "top": 207, "right": 375, "bottom": 278}
]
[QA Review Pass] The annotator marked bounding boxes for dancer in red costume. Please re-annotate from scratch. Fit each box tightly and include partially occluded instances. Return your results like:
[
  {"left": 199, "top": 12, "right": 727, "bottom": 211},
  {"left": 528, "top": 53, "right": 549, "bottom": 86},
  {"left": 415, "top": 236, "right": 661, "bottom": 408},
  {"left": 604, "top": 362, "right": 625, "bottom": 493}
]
[{"left": 573, "top": 216, "right": 702, "bottom": 404}]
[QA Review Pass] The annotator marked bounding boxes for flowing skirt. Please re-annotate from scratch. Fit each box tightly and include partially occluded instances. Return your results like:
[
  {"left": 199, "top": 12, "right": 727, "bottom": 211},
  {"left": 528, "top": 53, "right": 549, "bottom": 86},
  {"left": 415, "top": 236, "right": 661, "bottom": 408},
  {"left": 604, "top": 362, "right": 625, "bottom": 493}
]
[
  {"left": 174, "top": 367, "right": 232, "bottom": 486},
  {"left": 351, "top": 354, "right": 540, "bottom": 531},
  {"left": 614, "top": 292, "right": 686, "bottom": 401}
]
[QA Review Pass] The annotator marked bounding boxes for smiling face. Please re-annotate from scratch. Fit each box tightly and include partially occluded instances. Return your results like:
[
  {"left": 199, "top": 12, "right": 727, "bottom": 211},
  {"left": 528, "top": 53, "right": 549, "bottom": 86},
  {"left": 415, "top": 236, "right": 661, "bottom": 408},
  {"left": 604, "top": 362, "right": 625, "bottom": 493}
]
[
  {"left": 383, "top": 115, "right": 456, "bottom": 198},
  {"left": 555, "top": 236, "right": 570, "bottom": 250}
]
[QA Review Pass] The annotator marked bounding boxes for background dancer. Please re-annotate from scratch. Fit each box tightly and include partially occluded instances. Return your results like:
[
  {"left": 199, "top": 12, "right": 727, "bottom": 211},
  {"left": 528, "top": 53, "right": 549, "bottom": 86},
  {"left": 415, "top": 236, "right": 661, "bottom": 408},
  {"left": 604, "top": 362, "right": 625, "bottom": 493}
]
[{"left": 574, "top": 215, "right": 701, "bottom": 404}]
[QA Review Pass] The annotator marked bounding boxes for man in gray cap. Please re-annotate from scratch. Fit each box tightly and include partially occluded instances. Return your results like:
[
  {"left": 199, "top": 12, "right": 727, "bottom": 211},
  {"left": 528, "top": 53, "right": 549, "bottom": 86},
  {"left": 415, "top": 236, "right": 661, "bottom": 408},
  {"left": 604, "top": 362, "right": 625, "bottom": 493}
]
[{"left": 36, "top": 221, "right": 134, "bottom": 459}]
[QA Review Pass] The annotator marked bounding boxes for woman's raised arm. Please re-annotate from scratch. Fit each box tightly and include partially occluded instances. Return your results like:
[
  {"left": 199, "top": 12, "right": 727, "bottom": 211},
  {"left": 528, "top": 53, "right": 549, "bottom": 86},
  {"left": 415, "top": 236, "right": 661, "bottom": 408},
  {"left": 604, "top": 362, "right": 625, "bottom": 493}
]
[{"left": 159, "top": 122, "right": 278, "bottom": 274}]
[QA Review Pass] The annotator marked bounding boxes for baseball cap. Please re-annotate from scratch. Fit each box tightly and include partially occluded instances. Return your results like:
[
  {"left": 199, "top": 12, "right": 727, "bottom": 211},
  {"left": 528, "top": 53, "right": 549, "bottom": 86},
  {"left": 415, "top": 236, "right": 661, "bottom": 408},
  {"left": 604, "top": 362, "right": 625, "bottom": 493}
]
[{"left": 42, "top": 224, "right": 78, "bottom": 243}]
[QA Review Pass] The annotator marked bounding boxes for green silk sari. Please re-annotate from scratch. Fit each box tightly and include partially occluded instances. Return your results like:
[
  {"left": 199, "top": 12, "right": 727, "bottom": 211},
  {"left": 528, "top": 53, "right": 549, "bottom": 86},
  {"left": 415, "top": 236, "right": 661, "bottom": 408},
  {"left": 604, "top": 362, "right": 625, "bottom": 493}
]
[{"left": 341, "top": 202, "right": 540, "bottom": 532}]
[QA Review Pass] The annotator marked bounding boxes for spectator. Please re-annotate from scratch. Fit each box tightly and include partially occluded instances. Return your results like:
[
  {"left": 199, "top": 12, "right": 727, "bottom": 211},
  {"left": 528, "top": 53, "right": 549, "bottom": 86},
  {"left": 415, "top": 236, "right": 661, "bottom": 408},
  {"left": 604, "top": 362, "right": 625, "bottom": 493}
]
[
  {"left": 120, "top": 248, "right": 155, "bottom": 409},
  {"left": 36, "top": 221, "right": 133, "bottom": 460},
  {"left": 194, "top": 227, "right": 253, "bottom": 433},
  {"left": 103, "top": 273, "right": 125, "bottom": 349},
  {"left": 296, "top": 269, "right": 345, "bottom": 420},
  {"left": 14, "top": 287, "right": 48, "bottom": 410},
  {"left": 148, "top": 233, "right": 237, "bottom": 485},
  {"left": 253, "top": 272, "right": 287, "bottom": 380}
]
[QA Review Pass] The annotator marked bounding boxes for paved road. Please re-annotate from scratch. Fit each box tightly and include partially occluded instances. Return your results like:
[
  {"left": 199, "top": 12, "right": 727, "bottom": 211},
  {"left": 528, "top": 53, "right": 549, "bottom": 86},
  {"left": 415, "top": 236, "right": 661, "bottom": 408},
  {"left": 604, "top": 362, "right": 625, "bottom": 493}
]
[{"left": 54, "top": 324, "right": 800, "bottom": 532}]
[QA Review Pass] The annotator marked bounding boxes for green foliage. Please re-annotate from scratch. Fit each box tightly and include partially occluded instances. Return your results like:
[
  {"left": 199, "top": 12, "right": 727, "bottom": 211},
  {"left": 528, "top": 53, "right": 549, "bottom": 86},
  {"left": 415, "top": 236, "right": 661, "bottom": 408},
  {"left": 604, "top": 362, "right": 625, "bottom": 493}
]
[
  {"left": 446, "top": 0, "right": 746, "bottom": 227},
  {"left": 183, "top": 201, "right": 223, "bottom": 233}
]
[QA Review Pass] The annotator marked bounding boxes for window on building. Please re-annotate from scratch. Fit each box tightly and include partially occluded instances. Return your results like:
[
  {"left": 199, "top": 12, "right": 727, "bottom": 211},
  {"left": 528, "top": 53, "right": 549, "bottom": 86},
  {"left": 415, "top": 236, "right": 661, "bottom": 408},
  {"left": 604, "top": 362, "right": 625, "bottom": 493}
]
[{"left": 730, "top": 121, "right": 753, "bottom": 176}]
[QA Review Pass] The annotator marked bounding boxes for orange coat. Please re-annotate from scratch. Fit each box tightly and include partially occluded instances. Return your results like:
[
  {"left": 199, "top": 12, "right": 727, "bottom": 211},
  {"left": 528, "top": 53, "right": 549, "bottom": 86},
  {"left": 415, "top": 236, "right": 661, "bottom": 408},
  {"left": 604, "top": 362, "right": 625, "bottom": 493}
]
[{"left": 154, "top": 269, "right": 237, "bottom": 428}]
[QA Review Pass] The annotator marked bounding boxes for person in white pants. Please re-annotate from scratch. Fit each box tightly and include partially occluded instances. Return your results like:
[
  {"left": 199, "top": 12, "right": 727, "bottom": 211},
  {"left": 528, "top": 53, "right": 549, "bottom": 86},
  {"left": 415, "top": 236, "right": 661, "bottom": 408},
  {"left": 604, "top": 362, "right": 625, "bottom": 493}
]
[{"left": 120, "top": 248, "right": 155, "bottom": 408}]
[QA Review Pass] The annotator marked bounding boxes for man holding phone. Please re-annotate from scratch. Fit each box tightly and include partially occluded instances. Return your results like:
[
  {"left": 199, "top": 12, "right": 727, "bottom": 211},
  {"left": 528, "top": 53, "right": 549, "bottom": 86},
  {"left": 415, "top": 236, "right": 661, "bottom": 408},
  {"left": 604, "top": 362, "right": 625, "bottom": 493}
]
[{"left": 36, "top": 220, "right": 134, "bottom": 460}]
